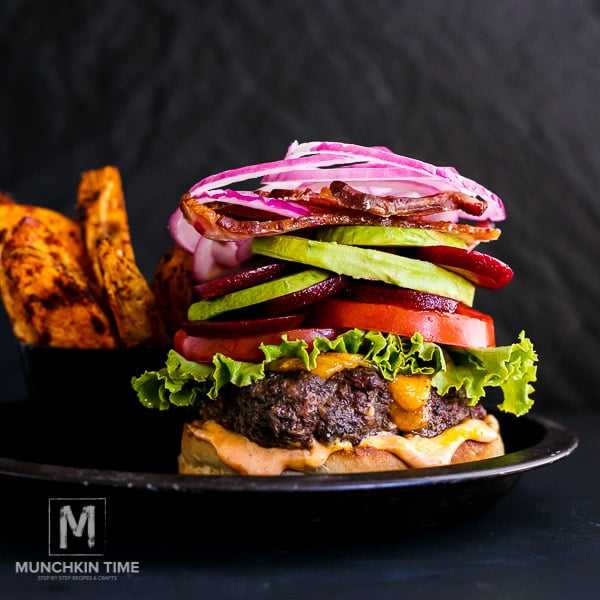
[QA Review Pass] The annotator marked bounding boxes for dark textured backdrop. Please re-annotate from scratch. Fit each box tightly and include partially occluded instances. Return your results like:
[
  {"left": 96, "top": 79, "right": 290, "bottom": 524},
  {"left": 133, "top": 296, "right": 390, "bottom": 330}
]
[{"left": 1, "top": 0, "right": 599, "bottom": 410}]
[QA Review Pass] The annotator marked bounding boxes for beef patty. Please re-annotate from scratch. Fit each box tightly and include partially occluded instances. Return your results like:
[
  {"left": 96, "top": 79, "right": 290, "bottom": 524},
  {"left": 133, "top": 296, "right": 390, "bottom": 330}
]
[{"left": 199, "top": 366, "right": 486, "bottom": 450}]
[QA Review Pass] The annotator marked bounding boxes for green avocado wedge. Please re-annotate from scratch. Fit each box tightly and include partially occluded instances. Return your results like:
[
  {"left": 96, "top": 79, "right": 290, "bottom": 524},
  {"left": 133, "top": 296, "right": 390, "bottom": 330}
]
[
  {"left": 188, "top": 268, "right": 331, "bottom": 320},
  {"left": 315, "top": 225, "right": 468, "bottom": 248},
  {"left": 251, "top": 235, "right": 475, "bottom": 306}
]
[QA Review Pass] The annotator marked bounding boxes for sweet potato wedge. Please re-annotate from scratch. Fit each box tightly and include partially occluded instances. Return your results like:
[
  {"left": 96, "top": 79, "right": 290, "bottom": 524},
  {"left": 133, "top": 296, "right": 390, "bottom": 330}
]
[
  {"left": 0, "top": 221, "right": 38, "bottom": 344},
  {"left": 151, "top": 246, "right": 194, "bottom": 337},
  {"left": 1, "top": 217, "right": 116, "bottom": 348},
  {"left": 0, "top": 190, "right": 16, "bottom": 205},
  {"left": 94, "top": 237, "right": 168, "bottom": 348},
  {"left": 76, "top": 166, "right": 136, "bottom": 288},
  {"left": 0, "top": 203, "right": 85, "bottom": 267},
  {"left": 0, "top": 203, "right": 85, "bottom": 342}
]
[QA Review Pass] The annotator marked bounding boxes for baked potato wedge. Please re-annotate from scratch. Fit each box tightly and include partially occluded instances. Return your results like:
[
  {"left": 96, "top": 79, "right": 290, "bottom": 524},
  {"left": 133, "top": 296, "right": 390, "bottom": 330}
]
[
  {"left": 94, "top": 237, "right": 168, "bottom": 348},
  {"left": 151, "top": 246, "right": 194, "bottom": 337},
  {"left": 1, "top": 216, "right": 116, "bottom": 348}
]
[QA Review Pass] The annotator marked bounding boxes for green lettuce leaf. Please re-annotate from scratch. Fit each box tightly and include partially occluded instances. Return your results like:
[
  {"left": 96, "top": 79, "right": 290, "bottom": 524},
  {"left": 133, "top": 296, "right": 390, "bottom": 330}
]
[
  {"left": 131, "top": 329, "right": 537, "bottom": 416},
  {"left": 437, "top": 331, "right": 537, "bottom": 416}
]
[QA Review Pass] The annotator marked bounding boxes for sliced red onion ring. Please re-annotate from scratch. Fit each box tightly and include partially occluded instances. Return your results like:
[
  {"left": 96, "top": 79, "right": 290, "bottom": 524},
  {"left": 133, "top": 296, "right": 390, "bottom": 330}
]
[
  {"left": 210, "top": 239, "right": 239, "bottom": 268},
  {"left": 191, "top": 235, "right": 254, "bottom": 282},
  {"left": 184, "top": 140, "right": 505, "bottom": 222},
  {"left": 282, "top": 141, "right": 505, "bottom": 221},
  {"left": 260, "top": 167, "right": 445, "bottom": 197},
  {"left": 192, "top": 235, "right": 218, "bottom": 281},
  {"left": 210, "top": 237, "right": 253, "bottom": 267},
  {"left": 189, "top": 154, "right": 356, "bottom": 196},
  {"left": 286, "top": 142, "right": 506, "bottom": 221},
  {"left": 191, "top": 188, "right": 311, "bottom": 218},
  {"left": 168, "top": 208, "right": 201, "bottom": 253},
  {"left": 169, "top": 208, "right": 254, "bottom": 268}
]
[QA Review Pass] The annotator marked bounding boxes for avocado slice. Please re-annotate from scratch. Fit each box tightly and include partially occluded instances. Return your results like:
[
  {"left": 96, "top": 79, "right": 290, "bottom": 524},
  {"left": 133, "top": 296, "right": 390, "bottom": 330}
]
[
  {"left": 188, "top": 268, "right": 331, "bottom": 320},
  {"left": 315, "top": 225, "right": 468, "bottom": 248},
  {"left": 251, "top": 235, "right": 475, "bottom": 306}
]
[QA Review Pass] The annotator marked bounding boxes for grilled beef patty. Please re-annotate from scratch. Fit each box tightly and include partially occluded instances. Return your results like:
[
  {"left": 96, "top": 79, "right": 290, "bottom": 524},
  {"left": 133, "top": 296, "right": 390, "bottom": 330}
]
[{"left": 199, "top": 367, "right": 486, "bottom": 450}]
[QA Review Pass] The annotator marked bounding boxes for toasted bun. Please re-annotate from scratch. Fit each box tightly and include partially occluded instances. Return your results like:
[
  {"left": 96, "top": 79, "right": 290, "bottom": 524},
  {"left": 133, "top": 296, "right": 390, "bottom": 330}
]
[{"left": 177, "top": 421, "right": 505, "bottom": 475}]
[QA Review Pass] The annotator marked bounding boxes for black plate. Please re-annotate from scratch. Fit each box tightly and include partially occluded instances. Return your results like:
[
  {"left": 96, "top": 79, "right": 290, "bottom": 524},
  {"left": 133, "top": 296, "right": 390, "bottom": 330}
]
[{"left": 0, "top": 400, "right": 578, "bottom": 540}]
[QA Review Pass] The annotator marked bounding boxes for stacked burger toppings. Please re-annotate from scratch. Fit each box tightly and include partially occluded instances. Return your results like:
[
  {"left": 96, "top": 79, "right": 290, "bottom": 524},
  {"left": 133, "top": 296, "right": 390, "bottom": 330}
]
[{"left": 133, "top": 141, "right": 537, "bottom": 476}]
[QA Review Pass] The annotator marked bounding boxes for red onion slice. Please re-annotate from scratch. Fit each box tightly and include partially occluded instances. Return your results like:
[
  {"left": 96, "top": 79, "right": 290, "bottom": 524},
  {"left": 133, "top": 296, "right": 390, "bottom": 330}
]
[
  {"left": 190, "top": 188, "right": 311, "bottom": 218},
  {"left": 188, "top": 154, "right": 356, "bottom": 196},
  {"left": 190, "top": 235, "right": 254, "bottom": 282},
  {"left": 168, "top": 208, "right": 201, "bottom": 253},
  {"left": 282, "top": 141, "right": 505, "bottom": 221},
  {"left": 185, "top": 141, "right": 505, "bottom": 223},
  {"left": 192, "top": 235, "right": 218, "bottom": 281}
]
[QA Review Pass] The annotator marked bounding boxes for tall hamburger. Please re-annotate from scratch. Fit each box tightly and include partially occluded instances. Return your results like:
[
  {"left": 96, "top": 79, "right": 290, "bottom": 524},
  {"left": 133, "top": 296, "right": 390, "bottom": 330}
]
[{"left": 132, "top": 141, "right": 537, "bottom": 476}]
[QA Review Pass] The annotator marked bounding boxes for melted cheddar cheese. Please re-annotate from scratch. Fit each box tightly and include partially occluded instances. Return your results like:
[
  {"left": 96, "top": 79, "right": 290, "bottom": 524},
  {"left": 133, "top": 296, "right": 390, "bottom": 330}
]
[
  {"left": 387, "top": 373, "right": 432, "bottom": 430},
  {"left": 268, "top": 352, "right": 368, "bottom": 379},
  {"left": 387, "top": 374, "right": 431, "bottom": 411}
]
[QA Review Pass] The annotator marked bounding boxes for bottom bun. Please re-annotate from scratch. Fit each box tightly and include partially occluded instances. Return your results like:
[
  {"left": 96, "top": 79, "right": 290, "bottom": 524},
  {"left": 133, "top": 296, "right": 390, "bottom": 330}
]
[{"left": 177, "top": 420, "right": 505, "bottom": 476}]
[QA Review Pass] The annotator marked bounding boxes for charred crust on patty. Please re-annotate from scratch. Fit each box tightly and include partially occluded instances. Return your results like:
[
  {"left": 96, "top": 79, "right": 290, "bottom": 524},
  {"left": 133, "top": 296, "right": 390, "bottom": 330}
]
[{"left": 196, "top": 366, "right": 487, "bottom": 451}]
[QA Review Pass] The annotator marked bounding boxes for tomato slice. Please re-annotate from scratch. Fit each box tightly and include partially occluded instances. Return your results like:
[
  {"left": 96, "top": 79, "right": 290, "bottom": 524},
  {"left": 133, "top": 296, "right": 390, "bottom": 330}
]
[
  {"left": 174, "top": 328, "right": 340, "bottom": 363},
  {"left": 307, "top": 298, "right": 495, "bottom": 348}
]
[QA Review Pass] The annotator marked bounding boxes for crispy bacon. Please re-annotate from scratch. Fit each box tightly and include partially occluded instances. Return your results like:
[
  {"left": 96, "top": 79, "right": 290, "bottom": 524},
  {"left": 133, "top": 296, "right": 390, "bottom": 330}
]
[
  {"left": 328, "top": 181, "right": 487, "bottom": 217},
  {"left": 266, "top": 182, "right": 487, "bottom": 217},
  {"left": 180, "top": 193, "right": 500, "bottom": 246},
  {"left": 258, "top": 186, "right": 487, "bottom": 217}
]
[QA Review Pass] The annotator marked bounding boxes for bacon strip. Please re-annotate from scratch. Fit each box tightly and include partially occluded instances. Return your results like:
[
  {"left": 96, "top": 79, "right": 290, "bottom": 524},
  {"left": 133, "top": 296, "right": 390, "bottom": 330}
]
[
  {"left": 328, "top": 181, "right": 487, "bottom": 217},
  {"left": 267, "top": 182, "right": 487, "bottom": 217},
  {"left": 180, "top": 194, "right": 500, "bottom": 246}
]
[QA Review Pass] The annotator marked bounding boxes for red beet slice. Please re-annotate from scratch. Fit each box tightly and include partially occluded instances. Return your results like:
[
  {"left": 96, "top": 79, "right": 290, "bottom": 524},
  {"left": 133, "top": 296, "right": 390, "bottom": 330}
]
[
  {"left": 182, "top": 311, "right": 308, "bottom": 338},
  {"left": 417, "top": 246, "right": 513, "bottom": 289},
  {"left": 192, "top": 258, "right": 288, "bottom": 299},
  {"left": 255, "top": 275, "right": 349, "bottom": 315},
  {"left": 345, "top": 282, "right": 459, "bottom": 313}
]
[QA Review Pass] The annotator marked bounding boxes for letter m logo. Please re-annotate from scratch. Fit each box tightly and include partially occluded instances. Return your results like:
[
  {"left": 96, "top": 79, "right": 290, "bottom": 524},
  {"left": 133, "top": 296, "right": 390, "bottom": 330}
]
[{"left": 48, "top": 498, "right": 106, "bottom": 556}]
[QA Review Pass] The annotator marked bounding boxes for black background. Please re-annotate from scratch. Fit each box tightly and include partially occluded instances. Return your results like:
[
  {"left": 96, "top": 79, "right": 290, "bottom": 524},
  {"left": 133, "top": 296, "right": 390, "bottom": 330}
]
[
  {"left": 2, "top": 0, "right": 599, "bottom": 410},
  {"left": 1, "top": 2, "right": 600, "bottom": 598}
]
